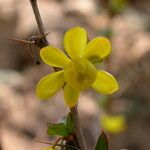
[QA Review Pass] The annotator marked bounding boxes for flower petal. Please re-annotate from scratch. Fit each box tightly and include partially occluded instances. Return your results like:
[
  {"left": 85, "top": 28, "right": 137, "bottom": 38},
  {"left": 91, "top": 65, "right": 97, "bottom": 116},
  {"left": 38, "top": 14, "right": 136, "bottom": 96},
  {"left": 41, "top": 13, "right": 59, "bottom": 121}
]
[
  {"left": 83, "top": 37, "right": 111, "bottom": 63},
  {"left": 36, "top": 71, "right": 65, "bottom": 100},
  {"left": 40, "top": 46, "right": 71, "bottom": 68},
  {"left": 92, "top": 70, "right": 118, "bottom": 94},
  {"left": 63, "top": 27, "right": 87, "bottom": 59},
  {"left": 63, "top": 84, "right": 79, "bottom": 107},
  {"left": 100, "top": 114, "right": 126, "bottom": 133}
]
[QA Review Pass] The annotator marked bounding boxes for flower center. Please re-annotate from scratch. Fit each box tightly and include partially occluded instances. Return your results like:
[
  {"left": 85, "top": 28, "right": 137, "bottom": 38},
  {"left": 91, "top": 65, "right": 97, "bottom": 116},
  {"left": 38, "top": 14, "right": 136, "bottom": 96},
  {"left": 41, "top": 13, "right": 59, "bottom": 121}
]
[{"left": 64, "top": 57, "right": 97, "bottom": 90}]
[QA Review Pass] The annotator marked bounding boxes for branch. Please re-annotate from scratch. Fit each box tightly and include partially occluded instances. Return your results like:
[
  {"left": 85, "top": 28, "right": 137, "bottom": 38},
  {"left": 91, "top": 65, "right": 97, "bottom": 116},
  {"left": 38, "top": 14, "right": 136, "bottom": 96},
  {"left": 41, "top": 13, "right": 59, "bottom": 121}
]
[
  {"left": 70, "top": 105, "right": 87, "bottom": 150},
  {"left": 29, "top": 0, "right": 48, "bottom": 47},
  {"left": 35, "top": 139, "right": 80, "bottom": 150},
  {"left": 30, "top": 0, "right": 45, "bottom": 36},
  {"left": 29, "top": 0, "right": 87, "bottom": 150}
]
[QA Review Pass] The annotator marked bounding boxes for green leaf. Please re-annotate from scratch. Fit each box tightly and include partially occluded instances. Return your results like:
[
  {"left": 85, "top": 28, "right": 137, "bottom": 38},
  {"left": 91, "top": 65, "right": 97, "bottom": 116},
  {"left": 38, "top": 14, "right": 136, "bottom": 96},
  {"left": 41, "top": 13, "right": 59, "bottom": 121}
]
[
  {"left": 66, "top": 113, "right": 75, "bottom": 134},
  {"left": 95, "top": 131, "right": 108, "bottom": 150},
  {"left": 47, "top": 123, "right": 69, "bottom": 136}
]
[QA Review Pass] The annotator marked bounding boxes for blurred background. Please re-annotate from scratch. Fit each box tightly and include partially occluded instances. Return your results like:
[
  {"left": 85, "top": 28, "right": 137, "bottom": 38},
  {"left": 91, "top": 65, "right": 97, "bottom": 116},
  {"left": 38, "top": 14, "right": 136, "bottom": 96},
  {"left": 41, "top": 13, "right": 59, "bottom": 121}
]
[{"left": 0, "top": 0, "right": 150, "bottom": 150}]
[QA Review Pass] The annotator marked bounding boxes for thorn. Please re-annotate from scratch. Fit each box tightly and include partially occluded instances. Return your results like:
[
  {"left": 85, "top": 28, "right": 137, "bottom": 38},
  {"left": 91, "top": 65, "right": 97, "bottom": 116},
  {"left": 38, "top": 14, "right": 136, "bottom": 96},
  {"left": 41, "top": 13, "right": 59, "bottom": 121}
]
[
  {"left": 34, "top": 139, "right": 65, "bottom": 147},
  {"left": 28, "top": 44, "right": 40, "bottom": 65},
  {"left": 34, "top": 139, "right": 80, "bottom": 150},
  {"left": 41, "top": 32, "right": 51, "bottom": 38},
  {"left": 35, "top": 60, "right": 41, "bottom": 65},
  {"left": 47, "top": 122, "right": 56, "bottom": 127},
  {"left": 35, "top": 32, "right": 51, "bottom": 45},
  {"left": 9, "top": 38, "right": 35, "bottom": 44},
  {"left": 35, "top": 139, "right": 53, "bottom": 145}
]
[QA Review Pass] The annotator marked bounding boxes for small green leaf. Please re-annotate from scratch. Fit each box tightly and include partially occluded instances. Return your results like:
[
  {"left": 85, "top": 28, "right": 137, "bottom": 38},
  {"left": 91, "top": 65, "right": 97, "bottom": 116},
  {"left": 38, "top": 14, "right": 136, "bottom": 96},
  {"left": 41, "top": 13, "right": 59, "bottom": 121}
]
[
  {"left": 66, "top": 113, "right": 75, "bottom": 134},
  {"left": 95, "top": 131, "right": 108, "bottom": 150},
  {"left": 47, "top": 123, "right": 69, "bottom": 136}
]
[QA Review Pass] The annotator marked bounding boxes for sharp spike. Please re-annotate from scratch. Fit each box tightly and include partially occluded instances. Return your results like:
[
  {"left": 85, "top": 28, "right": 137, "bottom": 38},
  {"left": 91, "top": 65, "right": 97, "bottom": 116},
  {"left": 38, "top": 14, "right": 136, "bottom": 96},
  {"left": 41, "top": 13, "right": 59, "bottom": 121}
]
[
  {"left": 28, "top": 44, "right": 40, "bottom": 65},
  {"left": 9, "top": 38, "right": 35, "bottom": 44}
]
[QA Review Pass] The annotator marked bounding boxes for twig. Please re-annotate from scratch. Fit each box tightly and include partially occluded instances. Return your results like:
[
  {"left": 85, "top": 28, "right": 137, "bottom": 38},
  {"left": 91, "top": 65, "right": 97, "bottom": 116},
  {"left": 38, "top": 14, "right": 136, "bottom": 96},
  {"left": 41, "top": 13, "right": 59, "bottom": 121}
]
[
  {"left": 35, "top": 139, "right": 63, "bottom": 147},
  {"left": 29, "top": 0, "right": 45, "bottom": 36},
  {"left": 70, "top": 105, "right": 87, "bottom": 150},
  {"left": 29, "top": 0, "right": 87, "bottom": 150},
  {"left": 35, "top": 139, "right": 80, "bottom": 150},
  {"left": 29, "top": 0, "right": 48, "bottom": 47},
  {"left": 52, "top": 137, "right": 62, "bottom": 148}
]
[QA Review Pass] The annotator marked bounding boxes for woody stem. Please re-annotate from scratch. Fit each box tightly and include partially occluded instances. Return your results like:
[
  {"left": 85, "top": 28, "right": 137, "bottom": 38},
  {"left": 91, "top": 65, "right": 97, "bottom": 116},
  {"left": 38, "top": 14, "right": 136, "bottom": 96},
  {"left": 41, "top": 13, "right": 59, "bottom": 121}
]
[{"left": 29, "top": 0, "right": 87, "bottom": 150}]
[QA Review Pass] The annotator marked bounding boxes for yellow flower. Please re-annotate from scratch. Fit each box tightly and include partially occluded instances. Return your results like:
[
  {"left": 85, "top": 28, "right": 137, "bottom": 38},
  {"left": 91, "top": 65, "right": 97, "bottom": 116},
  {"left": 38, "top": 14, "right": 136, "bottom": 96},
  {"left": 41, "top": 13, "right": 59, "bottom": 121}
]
[
  {"left": 36, "top": 27, "right": 119, "bottom": 107},
  {"left": 100, "top": 114, "right": 126, "bottom": 133}
]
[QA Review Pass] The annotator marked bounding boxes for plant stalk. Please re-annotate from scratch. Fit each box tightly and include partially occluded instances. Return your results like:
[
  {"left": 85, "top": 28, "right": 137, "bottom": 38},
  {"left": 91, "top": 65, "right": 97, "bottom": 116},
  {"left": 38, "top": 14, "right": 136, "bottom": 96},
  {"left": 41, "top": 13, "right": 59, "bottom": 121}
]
[
  {"left": 70, "top": 104, "right": 87, "bottom": 150},
  {"left": 29, "top": 0, "right": 87, "bottom": 150}
]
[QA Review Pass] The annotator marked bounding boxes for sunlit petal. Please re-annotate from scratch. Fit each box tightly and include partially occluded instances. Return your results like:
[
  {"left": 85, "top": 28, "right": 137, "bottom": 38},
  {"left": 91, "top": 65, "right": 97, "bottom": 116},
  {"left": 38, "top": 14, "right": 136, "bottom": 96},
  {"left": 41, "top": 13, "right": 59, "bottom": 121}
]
[
  {"left": 64, "top": 83, "right": 79, "bottom": 107},
  {"left": 36, "top": 71, "right": 65, "bottom": 100},
  {"left": 83, "top": 37, "right": 111, "bottom": 63},
  {"left": 63, "top": 27, "right": 87, "bottom": 58},
  {"left": 92, "top": 70, "right": 118, "bottom": 94},
  {"left": 40, "top": 46, "right": 71, "bottom": 68}
]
